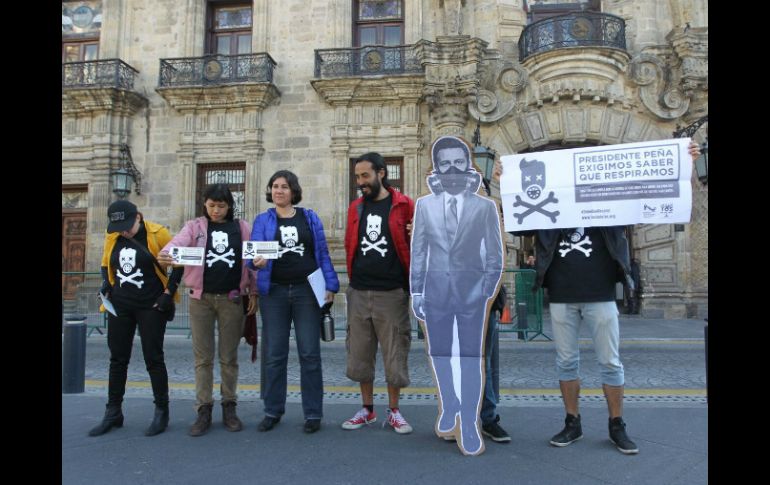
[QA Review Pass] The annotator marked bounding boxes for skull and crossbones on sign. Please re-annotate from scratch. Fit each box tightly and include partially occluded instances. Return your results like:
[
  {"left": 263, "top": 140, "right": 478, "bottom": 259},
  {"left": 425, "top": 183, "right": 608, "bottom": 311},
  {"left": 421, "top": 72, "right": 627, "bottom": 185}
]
[
  {"left": 278, "top": 225, "right": 305, "bottom": 257},
  {"left": 360, "top": 213, "right": 388, "bottom": 257},
  {"left": 512, "top": 158, "right": 560, "bottom": 224},
  {"left": 206, "top": 230, "right": 235, "bottom": 267},
  {"left": 558, "top": 228, "right": 593, "bottom": 257},
  {"left": 117, "top": 247, "right": 145, "bottom": 288}
]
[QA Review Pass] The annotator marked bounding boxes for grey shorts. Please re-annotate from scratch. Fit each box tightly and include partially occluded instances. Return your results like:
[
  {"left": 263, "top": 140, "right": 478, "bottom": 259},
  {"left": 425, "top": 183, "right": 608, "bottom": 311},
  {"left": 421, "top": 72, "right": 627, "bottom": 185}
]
[{"left": 345, "top": 287, "right": 411, "bottom": 388}]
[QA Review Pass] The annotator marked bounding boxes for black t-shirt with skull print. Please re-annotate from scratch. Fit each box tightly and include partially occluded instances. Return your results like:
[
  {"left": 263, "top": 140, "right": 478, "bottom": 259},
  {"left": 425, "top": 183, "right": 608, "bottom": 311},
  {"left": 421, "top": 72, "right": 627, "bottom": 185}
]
[
  {"left": 109, "top": 224, "right": 165, "bottom": 312},
  {"left": 270, "top": 211, "right": 318, "bottom": 285},
  {"left": 203, "top": 219, "right": 243, "bottom": 294},
  {"left": 543, "top": 227, "right": 617, "bottom": 303},
  {"left": 350, "top": 195, "right": 406, "bottom": 291}
]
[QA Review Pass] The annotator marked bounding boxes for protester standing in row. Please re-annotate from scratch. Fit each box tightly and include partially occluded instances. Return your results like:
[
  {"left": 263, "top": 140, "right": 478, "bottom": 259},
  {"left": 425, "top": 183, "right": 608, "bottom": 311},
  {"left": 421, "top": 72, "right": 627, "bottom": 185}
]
[
  {"left": 158, "top": 184, "right": 257, "bottom": 437},
  {"left": 342, "top": 153, "right": 415, "bottom": 434},
  {"left": 90, "top": 200, "right": 182, "bottom": 437},
  {"left": 493, "top": 141, "right": 702, "bottom": 455},
  {"left": 250, "top": 170, "right": 339, "bottom": 434}
]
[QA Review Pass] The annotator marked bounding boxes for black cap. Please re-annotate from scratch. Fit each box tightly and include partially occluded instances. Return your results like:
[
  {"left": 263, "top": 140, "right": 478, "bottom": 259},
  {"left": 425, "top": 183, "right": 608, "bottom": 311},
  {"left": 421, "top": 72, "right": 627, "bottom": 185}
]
[{"left": 107, "top": 200, "right": 138, "bottom": 233}]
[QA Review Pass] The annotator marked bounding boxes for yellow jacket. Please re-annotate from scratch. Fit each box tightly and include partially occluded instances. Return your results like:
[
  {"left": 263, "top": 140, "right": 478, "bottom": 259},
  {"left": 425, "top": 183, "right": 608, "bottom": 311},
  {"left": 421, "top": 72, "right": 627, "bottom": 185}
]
[{"left": 100, "top": 220, "right": 180, "bottom": 312}]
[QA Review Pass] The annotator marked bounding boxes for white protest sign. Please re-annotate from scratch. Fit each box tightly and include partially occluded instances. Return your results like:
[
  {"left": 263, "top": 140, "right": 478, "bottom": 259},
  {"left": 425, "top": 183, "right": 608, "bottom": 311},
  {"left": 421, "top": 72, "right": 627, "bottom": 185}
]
[
  {"left": 242, "top": 240, "right": 279, "bottom": 260},
  {"left": 499, "top": 138, "right": 693, "bottom": 231},
  {"left": 169, "top": 246, "right": 205, "bottom": 266}
]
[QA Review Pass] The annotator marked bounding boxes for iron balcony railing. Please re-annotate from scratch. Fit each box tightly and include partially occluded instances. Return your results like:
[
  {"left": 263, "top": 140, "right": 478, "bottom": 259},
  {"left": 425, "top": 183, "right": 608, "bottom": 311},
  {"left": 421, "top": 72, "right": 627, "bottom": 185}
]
[
  {"left": 158, "top": 52, "right": 277, "bottom": 87},
  {"left": 62, "top": 59, "right": 139, "bottom": 90},
  {"left": 314, "top": 44, "right": 423, "bottom": 78},
  {"left": 518, "top": 12, "right": 626, "bottom": 61}
]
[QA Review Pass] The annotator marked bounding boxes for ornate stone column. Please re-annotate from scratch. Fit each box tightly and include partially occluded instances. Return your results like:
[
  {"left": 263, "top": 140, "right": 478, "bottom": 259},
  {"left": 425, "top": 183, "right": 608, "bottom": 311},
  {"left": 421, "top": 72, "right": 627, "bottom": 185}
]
[{"left": 417, "top": 36, "right": 487, "bottom": 141}]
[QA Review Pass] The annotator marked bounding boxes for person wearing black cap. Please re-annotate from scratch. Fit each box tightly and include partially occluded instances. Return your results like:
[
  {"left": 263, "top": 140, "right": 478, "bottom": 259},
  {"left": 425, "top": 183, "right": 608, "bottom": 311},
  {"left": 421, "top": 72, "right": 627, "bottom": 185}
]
[{"left": 89, "top": 200, "right": 183, "bottom": 437}]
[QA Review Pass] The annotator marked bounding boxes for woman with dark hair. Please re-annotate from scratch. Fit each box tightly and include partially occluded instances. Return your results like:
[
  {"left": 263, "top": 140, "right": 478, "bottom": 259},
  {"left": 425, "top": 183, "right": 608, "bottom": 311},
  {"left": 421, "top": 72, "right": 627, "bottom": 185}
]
[
  {"left": 90, "top": 200, "right": 183, "bottom": 437},
  {"left": 250, "top": 170, "right": 339, "bottom": 433},
  {"left": 157, "top": 184, "right": 257, "bottom": 437}
]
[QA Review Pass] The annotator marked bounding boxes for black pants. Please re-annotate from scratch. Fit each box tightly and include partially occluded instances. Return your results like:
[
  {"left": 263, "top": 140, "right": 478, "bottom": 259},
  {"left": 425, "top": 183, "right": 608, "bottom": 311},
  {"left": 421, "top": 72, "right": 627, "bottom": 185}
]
[{"left": 107, "top": 308, "right": 168, "bottom": 406}]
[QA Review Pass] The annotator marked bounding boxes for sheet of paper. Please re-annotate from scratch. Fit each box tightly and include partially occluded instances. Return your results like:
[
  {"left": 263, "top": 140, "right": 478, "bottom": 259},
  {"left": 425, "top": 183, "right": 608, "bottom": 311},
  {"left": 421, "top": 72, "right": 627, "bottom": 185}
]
[
  {"left": 169, "top": 246, "right": 205, "bottom": 266},
  {"left": 242, "top": 241, "right": 279, "bottom": 260},
  {"left": 99, "top": 292, "right": 117, "bottom": 316},
  {"left": 307, "top": 267, "right": 326, "bottom": 308}
]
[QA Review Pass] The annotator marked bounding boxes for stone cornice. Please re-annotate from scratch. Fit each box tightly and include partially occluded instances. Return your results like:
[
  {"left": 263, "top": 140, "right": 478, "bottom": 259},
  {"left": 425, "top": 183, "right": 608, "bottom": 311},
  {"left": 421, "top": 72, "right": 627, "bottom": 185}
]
[
  {"left": 62, "top": 88, "right": 148, "bottom": 116},
  {"left": 311, "top": 75, "right": 425, "bottom": 105},
  {"left": 415, "top": 36, "right": 488, "bottom": 67},
  {"left": 156, "top": 82, "right": 281, "bottom": 112}
]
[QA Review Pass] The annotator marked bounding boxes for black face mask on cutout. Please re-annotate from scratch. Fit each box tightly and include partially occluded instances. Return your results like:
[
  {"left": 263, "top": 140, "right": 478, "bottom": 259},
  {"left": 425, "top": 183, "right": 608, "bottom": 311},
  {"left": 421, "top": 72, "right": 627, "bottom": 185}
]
[{"left": 439, "top": 166, "right": 468, "bottom": 195}]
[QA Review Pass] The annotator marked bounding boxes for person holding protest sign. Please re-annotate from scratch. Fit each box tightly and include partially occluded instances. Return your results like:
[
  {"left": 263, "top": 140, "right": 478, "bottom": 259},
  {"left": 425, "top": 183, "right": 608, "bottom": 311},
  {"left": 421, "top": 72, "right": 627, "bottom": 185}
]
[
  {"left": 250, "top": 170, "right": 338, "bottom": 434},
  {"left": 157, "top": 184, "right": 257, "bottom": 437},
  {"left": 493, "top": 141, "right": 701, "bottom": 455}
]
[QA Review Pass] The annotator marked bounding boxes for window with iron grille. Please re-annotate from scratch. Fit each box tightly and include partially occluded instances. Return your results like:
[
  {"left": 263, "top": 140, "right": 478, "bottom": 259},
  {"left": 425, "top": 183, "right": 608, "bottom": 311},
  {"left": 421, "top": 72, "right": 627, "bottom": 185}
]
[
  {"left": 207, "top": 2, "right": 253, "bottom": 55},
  {"left": 349, "top": 157, "right": 403, "bottom": 202},
  {"left": 196, "top": 163, "right": 247, "bottom": 220}
]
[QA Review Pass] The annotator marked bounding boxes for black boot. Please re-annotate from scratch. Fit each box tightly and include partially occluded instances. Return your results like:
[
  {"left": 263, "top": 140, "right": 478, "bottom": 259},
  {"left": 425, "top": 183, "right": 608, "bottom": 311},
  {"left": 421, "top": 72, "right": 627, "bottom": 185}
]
[
  {"left": 145, "top": 403, "right": 169, "bottom": 436},
  {"left": 89, "top": 404, "right": 124, "bottom": 437}
]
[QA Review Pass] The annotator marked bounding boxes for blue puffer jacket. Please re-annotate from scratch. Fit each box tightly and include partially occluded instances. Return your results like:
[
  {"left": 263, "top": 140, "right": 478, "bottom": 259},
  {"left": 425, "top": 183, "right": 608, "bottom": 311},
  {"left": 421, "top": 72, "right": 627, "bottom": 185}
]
[{"left": 249, "top": 207, "right": 340, "bottom": 296}]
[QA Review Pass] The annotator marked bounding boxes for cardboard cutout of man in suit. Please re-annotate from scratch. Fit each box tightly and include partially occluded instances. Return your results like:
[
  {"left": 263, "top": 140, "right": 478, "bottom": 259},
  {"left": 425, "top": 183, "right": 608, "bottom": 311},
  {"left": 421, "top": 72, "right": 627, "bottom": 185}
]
[{"left": 410, "top": 135, "right": 504, "bottom": 455}]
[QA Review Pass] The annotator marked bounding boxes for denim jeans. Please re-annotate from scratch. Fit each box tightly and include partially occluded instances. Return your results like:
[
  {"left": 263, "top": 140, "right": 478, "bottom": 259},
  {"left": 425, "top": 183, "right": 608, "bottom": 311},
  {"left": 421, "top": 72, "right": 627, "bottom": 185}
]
[
  {"left": 107, "top": 308, "right": 168, "bottom": 406},
  {"left": 480, "top": 314, "right": 499, "bottom": 426},
  {"left": 550, "top": 301, "right": 624, "bottom": 386},
  {"left": 259, "top": 282, "right": 323, "bottom": 419}
]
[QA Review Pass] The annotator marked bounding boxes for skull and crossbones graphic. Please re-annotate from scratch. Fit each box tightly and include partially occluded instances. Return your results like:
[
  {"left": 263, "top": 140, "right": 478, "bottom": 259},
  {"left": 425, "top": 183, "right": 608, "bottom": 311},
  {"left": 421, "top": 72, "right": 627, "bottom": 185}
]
[
  {"left": 360, "top": 213, "right": 388, "bottom": 257},
  {"left": 278, "top": 225, "right": 305, "bottom": 257},
  {"left": 206, "top": 230, "right": 235, "bottom": 267},
  {"left": 558, "top": 229, "right": 593, "bottom": 257},
  {"left": 513, "top": 192, "right": 561, "bottom": 224},
  {"left": 513, "top": 158, "right": 560, "bottom": 224},
  {"left": 117, "top": 247, "right": 144, "bottom": 288}
]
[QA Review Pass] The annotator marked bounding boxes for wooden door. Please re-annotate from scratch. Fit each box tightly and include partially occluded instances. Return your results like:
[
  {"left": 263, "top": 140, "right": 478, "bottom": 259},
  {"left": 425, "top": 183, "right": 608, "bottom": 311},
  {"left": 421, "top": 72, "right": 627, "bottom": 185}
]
[{"left": 62, "top": 212, "right": 87, "bottom": 300}]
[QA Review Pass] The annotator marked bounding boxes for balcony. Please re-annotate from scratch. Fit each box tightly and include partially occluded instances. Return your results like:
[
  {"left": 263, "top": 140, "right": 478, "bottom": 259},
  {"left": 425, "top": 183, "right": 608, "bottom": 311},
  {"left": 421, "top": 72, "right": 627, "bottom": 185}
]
[
  {"left": 62, "top": 59, "right": 139, "bottom": 90},
  {"left": 158, "top": 52, "right": 276, "bottom": 87},
  {"left": 518, "top": 12, "right": 626, "bottom": 61},
  {"left": 314, "top": 44, "right": 423, "bottom": 78},
  {"left": 61, "top": 59, "right": 146, "bottom": 115}
]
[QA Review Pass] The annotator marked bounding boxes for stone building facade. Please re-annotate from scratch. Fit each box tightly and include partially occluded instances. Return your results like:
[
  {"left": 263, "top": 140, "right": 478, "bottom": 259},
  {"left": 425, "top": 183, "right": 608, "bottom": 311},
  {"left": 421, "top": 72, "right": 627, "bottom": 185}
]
[{"left": 62, "top": 0, "right": 708, "bottom": 317}]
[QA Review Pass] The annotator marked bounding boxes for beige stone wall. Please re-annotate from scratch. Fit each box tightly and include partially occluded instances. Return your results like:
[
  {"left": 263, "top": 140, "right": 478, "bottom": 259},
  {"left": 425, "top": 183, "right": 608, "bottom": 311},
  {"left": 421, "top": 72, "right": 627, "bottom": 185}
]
[{"left": 63, "top": 0, "right": 708, "bottom": 316}]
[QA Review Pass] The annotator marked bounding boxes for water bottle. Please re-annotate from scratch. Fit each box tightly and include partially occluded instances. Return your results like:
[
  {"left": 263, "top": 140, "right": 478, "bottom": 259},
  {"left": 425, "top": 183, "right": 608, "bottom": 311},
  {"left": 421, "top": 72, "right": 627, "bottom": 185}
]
[{"left": 321, "top": 311, "right": 335, "bottom": 342}]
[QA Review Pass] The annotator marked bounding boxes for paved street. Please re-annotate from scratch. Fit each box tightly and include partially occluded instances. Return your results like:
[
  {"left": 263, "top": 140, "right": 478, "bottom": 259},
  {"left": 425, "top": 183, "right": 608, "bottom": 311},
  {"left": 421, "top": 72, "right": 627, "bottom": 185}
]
[{"left": 63, "top": 315, "right": 708, "bottom": 484}]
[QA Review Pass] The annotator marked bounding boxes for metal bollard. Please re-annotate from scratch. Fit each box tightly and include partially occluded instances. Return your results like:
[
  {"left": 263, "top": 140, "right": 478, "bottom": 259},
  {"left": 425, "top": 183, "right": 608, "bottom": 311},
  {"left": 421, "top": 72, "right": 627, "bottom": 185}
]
[
  {"left": 517, "top": 302, "right": 528, "bottom": 340},
  {"left": 62, "top": 315, "right": 87, "bottom": 394},
  {"left": 704, "top": 318, "right": 708, "bottom": 403}
]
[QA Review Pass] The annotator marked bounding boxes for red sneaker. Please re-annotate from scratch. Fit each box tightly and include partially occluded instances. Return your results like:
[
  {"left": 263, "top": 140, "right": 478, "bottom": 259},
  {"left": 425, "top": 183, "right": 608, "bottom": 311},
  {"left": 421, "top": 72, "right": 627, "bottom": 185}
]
[{"left": 341, "top": 408, "right": 377, "bottom": 430}]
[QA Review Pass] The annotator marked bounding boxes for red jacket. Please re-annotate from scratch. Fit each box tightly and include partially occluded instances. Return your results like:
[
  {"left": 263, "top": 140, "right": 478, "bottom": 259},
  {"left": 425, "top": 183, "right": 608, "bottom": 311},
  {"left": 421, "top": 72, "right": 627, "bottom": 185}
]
[{"left": 345, "top": 186, "right": 415, "bottom": 279}]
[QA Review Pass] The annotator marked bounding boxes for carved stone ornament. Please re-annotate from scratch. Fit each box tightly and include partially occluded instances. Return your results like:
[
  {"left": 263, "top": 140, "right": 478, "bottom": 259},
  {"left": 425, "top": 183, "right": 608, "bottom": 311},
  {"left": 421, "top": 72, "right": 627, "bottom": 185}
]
[
  {"left": 629, "top": 53, "right": 690, "bottom": 120},
  {"left": 469, "top": 62, "right": 528, "bottom": 123}
]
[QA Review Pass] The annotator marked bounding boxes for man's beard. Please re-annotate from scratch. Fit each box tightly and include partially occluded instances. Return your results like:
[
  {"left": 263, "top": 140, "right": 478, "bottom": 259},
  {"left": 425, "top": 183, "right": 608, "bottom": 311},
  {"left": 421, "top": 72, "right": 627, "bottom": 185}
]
[
  {"left": 360, "top": 178, "right": 382, "bottom": 201},
  {"left": 439, "top": 167, "right": 467, "bottom": 195}
]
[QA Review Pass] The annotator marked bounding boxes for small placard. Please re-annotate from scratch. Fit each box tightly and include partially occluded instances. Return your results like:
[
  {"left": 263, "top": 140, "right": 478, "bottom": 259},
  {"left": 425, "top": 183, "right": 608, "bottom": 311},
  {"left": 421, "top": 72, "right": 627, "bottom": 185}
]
[
  {"left": 243, "top": 241, "right": 279, "bottom": 260},
  {"left": 169, "top": 246, "right": 205, "bottom": 266}
]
